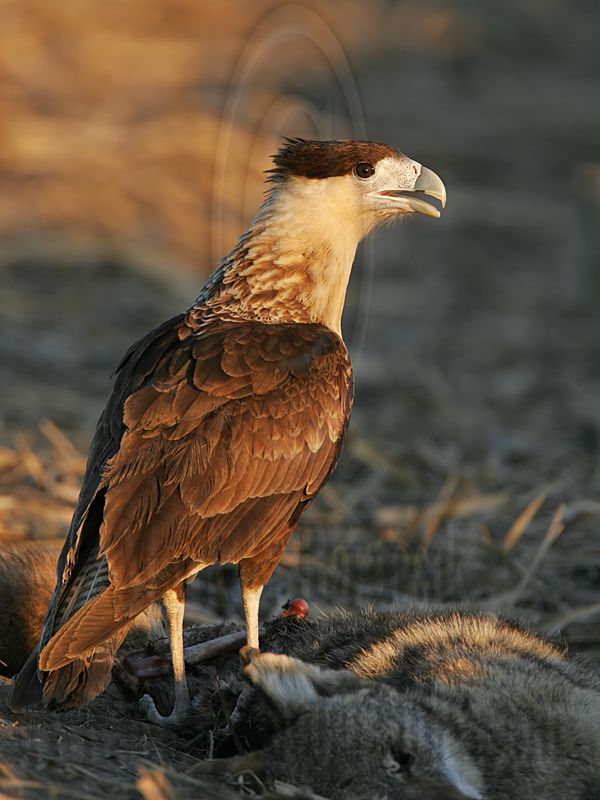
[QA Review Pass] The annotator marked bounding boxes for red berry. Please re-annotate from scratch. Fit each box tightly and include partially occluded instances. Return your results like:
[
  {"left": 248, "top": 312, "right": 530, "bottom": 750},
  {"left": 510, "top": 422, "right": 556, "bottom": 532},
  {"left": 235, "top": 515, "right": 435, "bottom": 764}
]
[{"left": 281, "top": 597, "right": 309, "bottom": 619}]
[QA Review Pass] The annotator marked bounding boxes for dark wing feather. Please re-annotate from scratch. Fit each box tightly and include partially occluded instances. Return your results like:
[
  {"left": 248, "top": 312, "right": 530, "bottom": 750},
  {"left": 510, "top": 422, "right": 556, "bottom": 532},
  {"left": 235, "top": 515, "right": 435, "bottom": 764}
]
[
  {"left": 34, "top": 317, "right": 352, "bottom": 692},
  {"left": 10, "top": 314, "right": 187, "bottom": 708},
  {"left": 40, "top": 314, "right": 188, "bottom": 647}
]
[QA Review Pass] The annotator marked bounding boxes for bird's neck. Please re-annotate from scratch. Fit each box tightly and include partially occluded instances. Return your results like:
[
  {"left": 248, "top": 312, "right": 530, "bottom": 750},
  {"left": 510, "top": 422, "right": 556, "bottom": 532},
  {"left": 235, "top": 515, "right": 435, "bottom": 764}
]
[{"left": 204, "top": 179, "right": 364, "bottom": 336}]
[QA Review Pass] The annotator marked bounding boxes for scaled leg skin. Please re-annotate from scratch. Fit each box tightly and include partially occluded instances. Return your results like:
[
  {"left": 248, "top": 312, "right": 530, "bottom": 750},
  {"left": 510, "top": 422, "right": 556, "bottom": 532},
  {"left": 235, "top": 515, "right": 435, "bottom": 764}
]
[
  {"left": 139, "top": 584, "right": 192, "bottom": 727},
  {"left": 239, "top": 561, "right": 264, "bottom": 651},
  {"left": 229, "top": 568, "right": 264, "bottom": 733}
]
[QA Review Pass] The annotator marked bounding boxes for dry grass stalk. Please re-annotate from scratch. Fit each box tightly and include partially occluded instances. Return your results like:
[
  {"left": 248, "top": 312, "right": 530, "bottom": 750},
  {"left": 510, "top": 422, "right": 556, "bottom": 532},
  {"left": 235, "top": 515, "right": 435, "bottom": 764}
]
[
  {"left": 0, "top": 421, "right": 84, "bottom": 541},
  {"left": 499, "top": 504, "right": 567, "bottom": 610},
  {"left": 501, "top": 492, "right": 547, "bottom": 554},
  {"left": 543, "top": 602, "right": 600, "bottom": 634}
]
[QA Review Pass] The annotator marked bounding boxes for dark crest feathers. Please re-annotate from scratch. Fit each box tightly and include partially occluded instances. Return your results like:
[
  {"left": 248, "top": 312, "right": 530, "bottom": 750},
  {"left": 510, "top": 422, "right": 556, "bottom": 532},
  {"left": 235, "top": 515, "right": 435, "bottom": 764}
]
[{"left": 268, "top": 137, "right": 400, "bottom": 182}]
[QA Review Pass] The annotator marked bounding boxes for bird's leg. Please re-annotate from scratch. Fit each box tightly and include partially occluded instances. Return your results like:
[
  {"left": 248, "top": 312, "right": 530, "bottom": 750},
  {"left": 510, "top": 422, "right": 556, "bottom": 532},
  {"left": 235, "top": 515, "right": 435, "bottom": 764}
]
[
  {"left": 242, "top": 584, "right": 263, "bottom": 650},
  {"left": 139, "top": 585, "right": 192, "bottom": 728},
  {"left": 225, "top": 569, "right": 263, "bottom": 735},
  {"left": 239, "top": 563, "right": 264, "bottom": 650}
]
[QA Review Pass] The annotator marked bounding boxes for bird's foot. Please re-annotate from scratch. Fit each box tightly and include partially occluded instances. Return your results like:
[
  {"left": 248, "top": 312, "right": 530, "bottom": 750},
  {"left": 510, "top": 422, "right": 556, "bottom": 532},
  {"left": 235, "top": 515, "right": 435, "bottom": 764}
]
[
  {"left": 239, "top": 645, "right": 260, "bottom": 666},
  {"left": 139, "top": 690, "right": 193, "bottom": 729}
]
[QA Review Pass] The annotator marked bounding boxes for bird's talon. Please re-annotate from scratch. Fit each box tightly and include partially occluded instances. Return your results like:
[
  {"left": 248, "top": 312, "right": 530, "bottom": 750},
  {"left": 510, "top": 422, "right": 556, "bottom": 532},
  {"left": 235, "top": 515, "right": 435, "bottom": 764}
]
[
  {"left": 240, "top": 645, "right": 259, "bottom": 666},
  {"left": 139, "top": 692, "right": 193, "bottom": 729},
  {"left": 139, "top": 693, "right": 160, "bottom": 720}
]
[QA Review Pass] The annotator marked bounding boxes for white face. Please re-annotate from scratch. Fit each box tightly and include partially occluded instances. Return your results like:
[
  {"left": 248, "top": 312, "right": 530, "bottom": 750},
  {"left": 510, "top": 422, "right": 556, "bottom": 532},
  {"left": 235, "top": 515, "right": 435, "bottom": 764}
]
[
  {"left": 354, "top": 154, "right": 447, "bottom": 223},
  {"left": 247, "top": 151, "right": 446, "bottom": 333},
  {"left": 265, "top": 152, "right": 445, "bottom": 243}
]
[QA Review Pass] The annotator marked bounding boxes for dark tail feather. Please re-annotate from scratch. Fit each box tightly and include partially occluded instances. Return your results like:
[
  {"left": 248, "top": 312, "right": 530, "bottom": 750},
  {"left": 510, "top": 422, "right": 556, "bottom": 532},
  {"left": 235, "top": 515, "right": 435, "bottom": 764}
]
[
  {"left": 10, "top": 632, "right": 126, "bottom": 711},
  {"left": 9, "top": 646, "right": 43, "bottom": 710},
  {"left": 42, "top": 631, "right": 125, "bottom": 710}
]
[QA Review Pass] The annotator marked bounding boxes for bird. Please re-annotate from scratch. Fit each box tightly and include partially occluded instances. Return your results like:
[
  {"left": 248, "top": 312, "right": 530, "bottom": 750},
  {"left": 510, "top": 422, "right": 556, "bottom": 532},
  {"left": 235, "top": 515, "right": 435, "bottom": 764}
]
[{"left": 10, "top": 138, "right": 446, "bottom": 726}]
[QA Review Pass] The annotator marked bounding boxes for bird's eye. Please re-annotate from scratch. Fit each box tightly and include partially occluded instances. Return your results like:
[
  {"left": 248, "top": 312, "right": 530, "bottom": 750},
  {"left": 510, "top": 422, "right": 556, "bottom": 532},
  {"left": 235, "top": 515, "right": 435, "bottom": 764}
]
[{"left": 355, "top": 162, "right": 375, "bottom": 179}]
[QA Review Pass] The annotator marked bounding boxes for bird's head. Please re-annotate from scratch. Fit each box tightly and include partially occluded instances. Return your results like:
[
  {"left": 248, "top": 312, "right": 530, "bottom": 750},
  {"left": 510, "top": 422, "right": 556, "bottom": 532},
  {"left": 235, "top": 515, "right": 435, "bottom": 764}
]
[
  {"left": 268, "top": 137, "right": 446, "bottom": 238},
  {"left": 217, "top": 138, "right": 446, "bottom": 333}
]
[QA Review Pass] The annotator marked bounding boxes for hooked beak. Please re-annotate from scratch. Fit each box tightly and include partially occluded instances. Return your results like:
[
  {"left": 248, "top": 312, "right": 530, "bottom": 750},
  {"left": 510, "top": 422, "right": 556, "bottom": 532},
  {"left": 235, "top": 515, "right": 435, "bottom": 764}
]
[{"left": 376, "top": 165, "right": 447, "bottom": 219}]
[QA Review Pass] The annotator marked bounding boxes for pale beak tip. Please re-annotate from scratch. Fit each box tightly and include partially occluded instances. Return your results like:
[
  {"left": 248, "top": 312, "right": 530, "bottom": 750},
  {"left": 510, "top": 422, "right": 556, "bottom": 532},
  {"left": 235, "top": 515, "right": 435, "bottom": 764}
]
[{"left": 414, "top": 165, "right": 447, "bottom": 210}]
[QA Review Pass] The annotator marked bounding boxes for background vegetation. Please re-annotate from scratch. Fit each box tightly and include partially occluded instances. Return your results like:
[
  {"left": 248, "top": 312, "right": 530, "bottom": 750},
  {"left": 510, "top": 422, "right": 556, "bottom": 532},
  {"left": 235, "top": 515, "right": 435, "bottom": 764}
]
[{"left": 0, "top": 1, "right": 599, "bottom": 796}]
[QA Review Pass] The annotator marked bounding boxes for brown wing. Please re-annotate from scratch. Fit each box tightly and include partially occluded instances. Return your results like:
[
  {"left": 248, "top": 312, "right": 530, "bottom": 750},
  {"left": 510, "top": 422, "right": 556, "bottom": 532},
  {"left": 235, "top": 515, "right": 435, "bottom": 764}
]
[
  {"left": 32, "top": 315, "right": 187, "bottom": 647},
  {"left": 39, "top": 316, "right": 353, "bottom": 671}
]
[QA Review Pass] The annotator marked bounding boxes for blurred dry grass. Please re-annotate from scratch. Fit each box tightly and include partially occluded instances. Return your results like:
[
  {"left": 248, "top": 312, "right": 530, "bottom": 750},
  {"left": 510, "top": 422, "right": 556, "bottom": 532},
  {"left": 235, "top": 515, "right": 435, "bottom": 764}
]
[
  {"left": 1, "top": 0, "right": 600, "bottom": 798},
  {"left": 0, "top": 421, "right": 82, "bottom": 539},
  {"left": 0, "top": 0, "right": 424, "bottom": 271},
  {"left": 0, "top": 0, "right": 273, "bottom": 270}
]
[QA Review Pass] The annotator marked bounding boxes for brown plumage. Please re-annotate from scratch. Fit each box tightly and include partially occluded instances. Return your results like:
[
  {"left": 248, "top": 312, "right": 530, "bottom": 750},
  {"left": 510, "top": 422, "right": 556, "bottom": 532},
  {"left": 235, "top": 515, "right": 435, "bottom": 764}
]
[
  {"left": 38, "top": 321, "right": 351, "bottom": 667},
  {"left": 10, "top": 138, "right": 445, "bottom": 723}
]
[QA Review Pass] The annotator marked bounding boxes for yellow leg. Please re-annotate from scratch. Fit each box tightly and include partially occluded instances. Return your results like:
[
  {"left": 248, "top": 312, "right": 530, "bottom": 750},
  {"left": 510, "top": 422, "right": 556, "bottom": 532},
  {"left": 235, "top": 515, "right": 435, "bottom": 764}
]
[
  {"left": 139, "top": 586, "right": 192, "bottom": 727},
  {"left": 240, "top": 580, "right": 263, "bottom": 650}
]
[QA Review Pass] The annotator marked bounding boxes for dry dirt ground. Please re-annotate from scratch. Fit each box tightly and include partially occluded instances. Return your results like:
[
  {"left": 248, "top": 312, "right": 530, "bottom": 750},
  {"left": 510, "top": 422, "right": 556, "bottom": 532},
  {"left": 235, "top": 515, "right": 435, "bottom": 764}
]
[{"left": 1, "top": 0, "right": 600, "bottom": 797}]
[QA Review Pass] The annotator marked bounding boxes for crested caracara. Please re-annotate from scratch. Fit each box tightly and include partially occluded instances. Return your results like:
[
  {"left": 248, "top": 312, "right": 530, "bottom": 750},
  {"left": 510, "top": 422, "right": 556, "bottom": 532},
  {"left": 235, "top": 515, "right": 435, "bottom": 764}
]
[{"left": 11, "top": 138, "right": 445, "bottom": 725}]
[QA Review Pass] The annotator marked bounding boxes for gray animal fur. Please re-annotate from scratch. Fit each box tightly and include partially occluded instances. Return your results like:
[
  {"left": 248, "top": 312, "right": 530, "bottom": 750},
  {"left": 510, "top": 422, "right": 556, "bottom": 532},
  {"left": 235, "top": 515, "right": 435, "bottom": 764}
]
[{"left": 225, "top": 607, "right": 600, "bottom": 800}]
